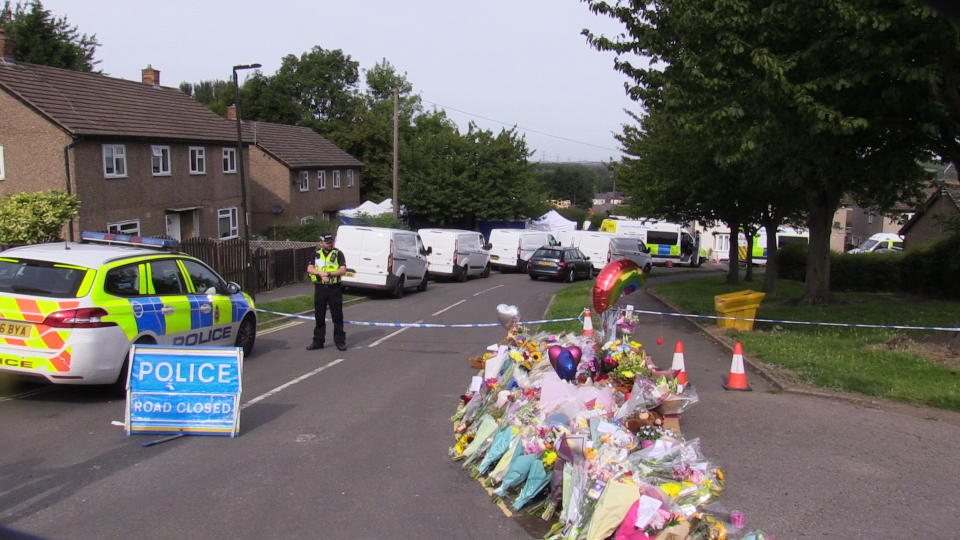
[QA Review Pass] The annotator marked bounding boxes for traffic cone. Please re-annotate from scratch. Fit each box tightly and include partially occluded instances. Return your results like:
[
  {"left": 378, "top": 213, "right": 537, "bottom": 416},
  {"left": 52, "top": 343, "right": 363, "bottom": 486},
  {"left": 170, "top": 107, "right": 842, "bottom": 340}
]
[
  {"left": 671, "top": 341, "right": 688, "bottom": 385},
  {"left": 582, "top": 308, "right": 594, "bottom": 337},
  {"left": 722, "top": 342, "right": 752, "bottom": 391}
]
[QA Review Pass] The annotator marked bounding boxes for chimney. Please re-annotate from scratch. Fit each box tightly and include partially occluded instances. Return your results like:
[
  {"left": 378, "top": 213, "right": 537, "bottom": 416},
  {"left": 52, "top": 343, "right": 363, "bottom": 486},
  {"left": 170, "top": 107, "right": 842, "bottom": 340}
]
[
  {"left": 226, "top": 105, "right": 237, "bottom": 121},
  {"left": 0, "top": 29, "right": 14, "bottom": 63},
  {"left": 141, "top": 65, "right": 160, "bottom": 87}
]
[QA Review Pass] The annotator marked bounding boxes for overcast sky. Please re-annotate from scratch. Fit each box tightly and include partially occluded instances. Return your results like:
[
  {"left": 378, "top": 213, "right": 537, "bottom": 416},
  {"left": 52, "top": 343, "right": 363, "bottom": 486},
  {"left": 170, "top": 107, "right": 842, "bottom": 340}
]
[{"left": 40, "top": 0, "right": 638, "bottom": 163}]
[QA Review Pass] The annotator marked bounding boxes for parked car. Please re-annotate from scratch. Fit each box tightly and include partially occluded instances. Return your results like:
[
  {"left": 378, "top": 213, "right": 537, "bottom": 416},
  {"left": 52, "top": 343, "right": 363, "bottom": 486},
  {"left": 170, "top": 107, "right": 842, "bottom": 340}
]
[
  {"left": 609, "top": 236, "right": 654, "bottom": 274},
  {"left": 0, "top": 231, "right": 256, "bottom": 388},
  {"left": 418, "top": 228, "right": 491, "bottom": 281},
  {"left": 336, "top": 226, "right": 431, "bottom": 298},
  {"left": 847, "top": 233, "right": 904, "bottom": 254},
  {"left": 527, "top": 246, "right": 592, "bottom": 282},
  {"left": 488, "top": 229, "right": 559, "bottom": 272}
]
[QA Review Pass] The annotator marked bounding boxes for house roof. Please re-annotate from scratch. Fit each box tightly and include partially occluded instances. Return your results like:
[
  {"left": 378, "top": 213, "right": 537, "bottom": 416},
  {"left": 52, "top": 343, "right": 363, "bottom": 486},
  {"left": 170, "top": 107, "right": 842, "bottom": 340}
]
[
  {"left": 0, "top": 61, "right": 246, "bottom": 142},
  {"left": 245, "top": 121, "right": 362, "bottom": 169},
  {"left": 899, "top": 186, "right": 960, "bottom": 235}
]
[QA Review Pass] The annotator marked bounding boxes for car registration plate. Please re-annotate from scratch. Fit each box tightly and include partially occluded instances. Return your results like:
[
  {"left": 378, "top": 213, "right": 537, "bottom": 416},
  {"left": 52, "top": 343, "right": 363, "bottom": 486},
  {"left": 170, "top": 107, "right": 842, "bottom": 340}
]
[
  {"left": 537, "top": 260, "right": 553, "bottom": 266},
  {"left": 345, "top": 271, "right": 356, "bottom": 277},
  {"left": 0, "top": 321, "right": 31, "bottom": 338},
  {"left": 490, "top": 255, "right": 499, "bottom": 260}
]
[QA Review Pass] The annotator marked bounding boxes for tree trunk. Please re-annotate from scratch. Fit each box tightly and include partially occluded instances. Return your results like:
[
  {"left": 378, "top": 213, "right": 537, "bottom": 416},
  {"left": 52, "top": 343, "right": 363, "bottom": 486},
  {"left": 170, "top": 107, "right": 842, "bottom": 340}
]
[
  {"left": 762, "top": 220, "right": 779, "bottom": 294},
  {"left": 726, "top": 220, "right": 740, "bottom": 285},
  {"left": 802, "top": 189, "right": 841, "bottom": 304}
]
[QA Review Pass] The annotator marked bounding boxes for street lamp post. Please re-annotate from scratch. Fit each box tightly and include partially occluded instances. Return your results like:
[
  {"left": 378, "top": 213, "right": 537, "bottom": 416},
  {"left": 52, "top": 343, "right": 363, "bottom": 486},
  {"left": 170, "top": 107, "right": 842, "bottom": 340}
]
[{"left": 232, "top": 63, "right": 260, "bottom": 290}]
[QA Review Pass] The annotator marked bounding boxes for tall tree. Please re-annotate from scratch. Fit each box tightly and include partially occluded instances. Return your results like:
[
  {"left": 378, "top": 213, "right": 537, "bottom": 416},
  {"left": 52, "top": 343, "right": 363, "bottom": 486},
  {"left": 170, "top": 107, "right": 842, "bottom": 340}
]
[
  {"left": 586, "top": 0, "right": 941, "bottom": 303},
  {"left": 0, "top": 0, "right": 99, "bottom": 71},
  {"left": 535, "top": 164, "right": 598, "bottom": 209},
  {"left": 275, "top": 46, "right": 361, "bottom": 135}
]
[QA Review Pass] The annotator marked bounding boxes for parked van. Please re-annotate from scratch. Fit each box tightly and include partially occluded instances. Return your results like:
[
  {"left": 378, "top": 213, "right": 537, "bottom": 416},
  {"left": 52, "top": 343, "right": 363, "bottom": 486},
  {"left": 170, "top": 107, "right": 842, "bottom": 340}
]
[
  {"left": 739, "top": 226, "right": 809, "bottom": 264},
  {"left": 848, "top": 232, "right": 903, "bottom": 254},
  {"left": 488, "top": 229, "right": 559, "bottom": 271},
  {"left": 418, "top": 228, "right": 492, "bottom": 281},
  {"left": 559, "top": 230, "right": 653, "bottom": 274},
  {"left": 599, "top": 218, "right": 703, "bottom": 267},
  {"left": 336, "top": 225, "right": 431, "bottom": 298}
]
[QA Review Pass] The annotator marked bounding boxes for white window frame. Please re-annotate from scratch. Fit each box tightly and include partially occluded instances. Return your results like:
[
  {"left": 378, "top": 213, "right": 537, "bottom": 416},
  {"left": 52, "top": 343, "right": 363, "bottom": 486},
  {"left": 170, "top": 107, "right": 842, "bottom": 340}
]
[
  {"left": 347, "top": 169, "right": 354, "bottom": 187},
  {"left": 298, "top": 170, "right": 309, "bottom": 192},
  {"left": 218, "top": 207, "right": 238, "bottom": 239},
  {"left": 222, "top": 147, "right": 237, "bottom": 173},
  {"left": 333, "top": 170, "right": 341, "bottom": 189},
  {"left": 0, "top": 145, "right": 5, "bottom": 180},
  {"left": 189, "top": 146, "right": 206, "bottom": 175},
  {"left": 107, "top": 219, "right": 141, "bottom": 235},
  {"left": 151, "top": 145, "right": 171, "bottom": 176},
  {"left": 102, "top": 144, "right": 127, "bottom": 178},
  {"left": 300, "top": 216, "right": 315, "bottom": 225},
  {"left": 317, "top": 170, "right": 326, "bottom": 190}
]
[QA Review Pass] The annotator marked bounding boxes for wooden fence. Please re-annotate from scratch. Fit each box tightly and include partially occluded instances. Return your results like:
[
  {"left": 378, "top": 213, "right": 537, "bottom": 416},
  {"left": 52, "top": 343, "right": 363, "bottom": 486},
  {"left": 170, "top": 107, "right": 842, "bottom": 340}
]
[{"left": 178, "top": 238, "right": 318, "bottom": 294}]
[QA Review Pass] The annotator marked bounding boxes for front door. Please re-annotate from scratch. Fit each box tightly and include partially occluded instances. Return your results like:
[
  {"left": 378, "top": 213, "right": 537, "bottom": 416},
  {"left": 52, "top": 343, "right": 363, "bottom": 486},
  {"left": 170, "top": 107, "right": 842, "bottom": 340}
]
[{"left": 165, "top": 214, "right": 182, "bottom": 241}]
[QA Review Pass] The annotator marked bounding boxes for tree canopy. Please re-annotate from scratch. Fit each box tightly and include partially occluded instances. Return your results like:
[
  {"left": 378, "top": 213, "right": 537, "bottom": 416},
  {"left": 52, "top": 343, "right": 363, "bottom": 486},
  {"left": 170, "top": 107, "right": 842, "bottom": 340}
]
[
  {"left": 1, "top": 0, "right": 99, "bottom": 71},
  {"left": 585, "top": 0, "right": 949, "bottom": 302}
]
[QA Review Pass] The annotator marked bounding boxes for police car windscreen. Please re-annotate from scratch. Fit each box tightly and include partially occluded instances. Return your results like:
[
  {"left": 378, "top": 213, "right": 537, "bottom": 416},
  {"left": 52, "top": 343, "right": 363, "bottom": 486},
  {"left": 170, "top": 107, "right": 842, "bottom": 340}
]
[
  {"left": 646, "top": 231, "right": 678, "bottom": 245},
  {"left": 0, "top": 259, "right": 88, "bottom": 297}
]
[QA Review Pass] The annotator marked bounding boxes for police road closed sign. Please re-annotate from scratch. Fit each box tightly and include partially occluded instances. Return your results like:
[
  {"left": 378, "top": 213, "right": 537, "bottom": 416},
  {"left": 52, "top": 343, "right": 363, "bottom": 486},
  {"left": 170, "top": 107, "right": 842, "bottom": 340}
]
[{"left": 125, "top": 345, "right": 242, "bottom": 437}]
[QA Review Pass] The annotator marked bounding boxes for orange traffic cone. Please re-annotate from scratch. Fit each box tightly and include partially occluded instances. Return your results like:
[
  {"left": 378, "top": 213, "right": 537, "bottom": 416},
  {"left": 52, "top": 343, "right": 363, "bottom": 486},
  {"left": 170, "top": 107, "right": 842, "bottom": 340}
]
[
  {"left": 582, "top": 308, "right": 594, "bottom": 337},
  {"left": 671, "top": 341, "right": 688, "bottom": 385},
  {"left": 723, "top": 342, "right": 752, "bottom": 391}
]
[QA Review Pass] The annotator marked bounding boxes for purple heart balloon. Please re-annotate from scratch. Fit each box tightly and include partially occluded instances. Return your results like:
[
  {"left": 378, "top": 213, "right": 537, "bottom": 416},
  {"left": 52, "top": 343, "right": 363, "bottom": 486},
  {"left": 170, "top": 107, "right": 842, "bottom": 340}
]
[
  {"left": 555, "top": 350, "right": 578, "bottom": 381},
  {"left": 547, "top": 345, "right": 563, "bottom": 369},
  {"left": 566, "top": 346, "right": 582, "bottom": 364}
]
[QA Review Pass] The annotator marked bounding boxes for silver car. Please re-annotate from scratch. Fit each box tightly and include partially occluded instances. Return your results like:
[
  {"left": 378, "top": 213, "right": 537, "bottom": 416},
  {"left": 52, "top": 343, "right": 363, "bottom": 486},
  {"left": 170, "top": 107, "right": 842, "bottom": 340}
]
[{"left": 609, "top": 237, "right": 653, "bottom": 273}]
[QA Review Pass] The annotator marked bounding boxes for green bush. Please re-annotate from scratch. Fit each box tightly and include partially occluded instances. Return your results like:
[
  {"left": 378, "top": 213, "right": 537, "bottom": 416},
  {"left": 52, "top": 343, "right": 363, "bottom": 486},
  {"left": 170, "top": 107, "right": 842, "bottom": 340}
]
[
  {"left": 0, "top": 191, "right": 80, "bottom": 245},
  {"left": 830, "top": 251, "right": 902, "bottom": 292},
  {"left": 901, "top": 233, "right": 960, "bottom": 299}
]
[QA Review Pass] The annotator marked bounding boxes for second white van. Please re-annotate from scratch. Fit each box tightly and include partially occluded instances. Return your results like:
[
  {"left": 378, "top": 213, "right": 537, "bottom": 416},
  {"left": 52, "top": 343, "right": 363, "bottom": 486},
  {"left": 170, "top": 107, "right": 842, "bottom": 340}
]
[
  {"left": 488, "top": 229, "right": 559, "bottom": 272},
  {"left": 418, "top": 228, "right": 492, "bottom": 281},
  {"left": 336, "top": 226, "right": 431, "bottom": 298}
]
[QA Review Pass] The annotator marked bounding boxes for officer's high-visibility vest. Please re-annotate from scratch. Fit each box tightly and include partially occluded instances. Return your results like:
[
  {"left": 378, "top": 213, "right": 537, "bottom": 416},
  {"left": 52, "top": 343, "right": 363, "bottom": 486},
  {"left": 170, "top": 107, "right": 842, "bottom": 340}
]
[{"left": 311, "top": 248, "right": 341, "bottom": 284}]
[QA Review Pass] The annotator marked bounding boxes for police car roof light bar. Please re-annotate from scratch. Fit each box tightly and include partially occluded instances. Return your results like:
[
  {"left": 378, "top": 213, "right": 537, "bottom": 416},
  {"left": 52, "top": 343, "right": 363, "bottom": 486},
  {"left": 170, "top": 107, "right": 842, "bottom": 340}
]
[{"left": 80, "top": 231, "right": 178, "bottom": 250}]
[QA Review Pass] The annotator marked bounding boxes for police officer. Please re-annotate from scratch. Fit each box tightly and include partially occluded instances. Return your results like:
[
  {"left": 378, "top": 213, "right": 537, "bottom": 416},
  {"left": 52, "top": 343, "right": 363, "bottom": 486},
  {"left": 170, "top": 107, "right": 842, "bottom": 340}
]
[{"left": 306, "top": 233, "right": 347, "bottom": 351}]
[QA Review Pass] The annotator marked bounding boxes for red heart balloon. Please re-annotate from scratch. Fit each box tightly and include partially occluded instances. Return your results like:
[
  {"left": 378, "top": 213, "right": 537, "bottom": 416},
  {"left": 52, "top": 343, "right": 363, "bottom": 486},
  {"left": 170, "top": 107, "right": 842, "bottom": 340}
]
[{"left": 547, "top": 345, "right": 563, "bottom": 369}]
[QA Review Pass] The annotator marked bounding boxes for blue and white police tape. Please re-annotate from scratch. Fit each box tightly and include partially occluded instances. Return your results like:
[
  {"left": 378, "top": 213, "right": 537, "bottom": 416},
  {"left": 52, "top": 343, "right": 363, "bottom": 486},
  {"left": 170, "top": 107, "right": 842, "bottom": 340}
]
[
  {"left": 256, "top": 307, "right": 959, "bottom": 333},
  {"left": 255, "top": 308, "right": 579, "bottom": 328},
  {"left": 622, "top": 308, "right": 960, "bottom": 333}
]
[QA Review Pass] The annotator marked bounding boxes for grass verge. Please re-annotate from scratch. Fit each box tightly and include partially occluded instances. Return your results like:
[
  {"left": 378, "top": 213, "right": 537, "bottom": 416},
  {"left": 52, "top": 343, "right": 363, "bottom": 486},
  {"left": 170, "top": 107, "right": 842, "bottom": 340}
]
[
  {"left": 653, "top": 275, "right": 960, "bottom": 412},
  {"left": 538, "top": 280, "right": 595, "bottom": 335}
]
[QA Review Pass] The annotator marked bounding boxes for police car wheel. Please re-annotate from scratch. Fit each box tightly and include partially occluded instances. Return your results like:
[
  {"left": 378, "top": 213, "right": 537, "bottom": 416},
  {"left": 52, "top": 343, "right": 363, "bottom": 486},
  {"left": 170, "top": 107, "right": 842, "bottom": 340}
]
[{"left": 235, "top": 316, "right": 256, "bottom": 356}]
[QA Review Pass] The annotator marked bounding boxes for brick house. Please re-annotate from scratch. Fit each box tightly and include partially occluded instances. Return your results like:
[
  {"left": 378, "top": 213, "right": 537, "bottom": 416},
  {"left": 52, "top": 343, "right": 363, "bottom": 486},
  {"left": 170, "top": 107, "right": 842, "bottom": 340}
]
[
  {"left": 234, "top": 110, "right": 362, "bottom": 231},
  {"left": 0, "top": 32, "right": 251, "bottom": 241},
  {"left": 899, "top": 185, "right": 960, "bottom": 249}
]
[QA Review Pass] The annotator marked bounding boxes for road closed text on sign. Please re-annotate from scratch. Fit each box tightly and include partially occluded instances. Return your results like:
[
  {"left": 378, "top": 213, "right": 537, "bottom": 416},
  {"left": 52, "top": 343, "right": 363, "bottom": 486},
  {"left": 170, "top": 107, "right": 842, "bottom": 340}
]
[{"left": 125, "top": 345, "right": 242, "bottom": 437}]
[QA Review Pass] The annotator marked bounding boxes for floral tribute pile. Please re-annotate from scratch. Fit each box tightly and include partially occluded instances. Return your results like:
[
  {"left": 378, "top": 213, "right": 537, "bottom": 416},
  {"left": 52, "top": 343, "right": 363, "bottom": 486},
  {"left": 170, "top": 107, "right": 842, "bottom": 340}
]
[{"left": 450, "top": 307, "right": 770, "bottom": 540}]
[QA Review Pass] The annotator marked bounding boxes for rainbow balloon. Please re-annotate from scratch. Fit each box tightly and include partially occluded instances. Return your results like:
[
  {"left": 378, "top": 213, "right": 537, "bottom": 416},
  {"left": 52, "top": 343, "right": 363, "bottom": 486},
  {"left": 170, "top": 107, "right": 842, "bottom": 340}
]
[{"left": 592, "top": 259, "right": 646, "bottom": 314}]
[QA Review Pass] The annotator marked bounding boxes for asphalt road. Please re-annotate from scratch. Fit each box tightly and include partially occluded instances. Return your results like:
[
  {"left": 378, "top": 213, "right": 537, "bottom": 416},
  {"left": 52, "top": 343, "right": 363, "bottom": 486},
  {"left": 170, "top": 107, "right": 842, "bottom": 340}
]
[{"left": 2, "top": 265, "right": 959, "bottom": 539}]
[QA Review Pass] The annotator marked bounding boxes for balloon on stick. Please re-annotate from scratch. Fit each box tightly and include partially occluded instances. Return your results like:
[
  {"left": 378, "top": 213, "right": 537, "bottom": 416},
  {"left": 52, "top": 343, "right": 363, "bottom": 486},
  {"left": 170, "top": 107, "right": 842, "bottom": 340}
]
[{"left": 592, "top": 259, "right": 646, "bottom": 314}]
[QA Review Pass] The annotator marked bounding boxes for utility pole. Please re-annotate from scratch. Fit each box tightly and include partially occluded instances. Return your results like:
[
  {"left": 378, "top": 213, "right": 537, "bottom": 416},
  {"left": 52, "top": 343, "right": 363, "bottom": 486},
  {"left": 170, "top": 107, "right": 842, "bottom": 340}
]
[{"left": 392, "top": 88, "right": 399, "bottom": 218}]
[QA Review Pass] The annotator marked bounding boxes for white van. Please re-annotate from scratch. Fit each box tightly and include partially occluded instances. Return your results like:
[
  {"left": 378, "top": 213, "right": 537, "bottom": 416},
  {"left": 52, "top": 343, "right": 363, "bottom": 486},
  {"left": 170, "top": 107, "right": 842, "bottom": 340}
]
[
  {"left": 559, "top": 231, "right": 652, "bottom": 274},
  {"left": 488, "top": 229, "right": 559, "bottom": 271},
  {"left": 599, "top": 218, "right": 703, "bottom": 267},
  {"left": 848, "top": 233, "right": 903, "bottom": 254},
  {"left": 336, "top": 225, "right": 431, "bottom": 298},
  {"left": 418, "top": 228, "right": 492, "bottom": 281}
]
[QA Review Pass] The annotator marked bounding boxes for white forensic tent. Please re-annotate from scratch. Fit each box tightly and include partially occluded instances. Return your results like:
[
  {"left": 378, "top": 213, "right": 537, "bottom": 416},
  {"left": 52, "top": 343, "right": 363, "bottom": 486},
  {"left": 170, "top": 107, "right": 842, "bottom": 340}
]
[
  {"left": 338, "top": 199, "right": 400, "bottom": 223},
  {"left": 526, "top": 210, "right": 577, "bottom": 233}
]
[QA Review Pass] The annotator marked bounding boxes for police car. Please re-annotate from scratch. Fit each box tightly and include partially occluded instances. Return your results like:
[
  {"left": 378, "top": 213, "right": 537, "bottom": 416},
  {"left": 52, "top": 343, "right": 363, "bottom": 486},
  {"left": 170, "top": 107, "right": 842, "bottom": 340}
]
[{"left": 0, "top": 232, "right": 256, "bottom": 387}]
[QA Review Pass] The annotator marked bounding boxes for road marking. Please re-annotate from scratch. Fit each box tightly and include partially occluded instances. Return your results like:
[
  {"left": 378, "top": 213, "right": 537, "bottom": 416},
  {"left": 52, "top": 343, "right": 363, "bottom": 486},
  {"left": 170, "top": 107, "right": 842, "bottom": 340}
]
[
  {"left": 0, "top": 386, "right": 54, "bottom": 403},
  {"left": 473, "top": 285, "right": 503, "bottom": 297},
  {"left": 259, "top": 320, "right": 304, "bottom": 335},
  {"left": 242, "top": 358, "right": 345, "bottom": 409},
  {"left": 432, "top": 300, "right": 466, "bottom": 316},
  {"left": 367, "top": 320, "right": 423, "bottom": 348}
]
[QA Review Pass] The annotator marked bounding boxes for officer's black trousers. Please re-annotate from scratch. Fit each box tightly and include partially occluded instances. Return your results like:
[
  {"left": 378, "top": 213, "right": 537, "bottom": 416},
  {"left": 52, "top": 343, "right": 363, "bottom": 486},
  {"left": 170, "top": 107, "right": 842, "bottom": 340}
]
[{"left": 312, "top": 284, "right": 345, "bottom": 347}]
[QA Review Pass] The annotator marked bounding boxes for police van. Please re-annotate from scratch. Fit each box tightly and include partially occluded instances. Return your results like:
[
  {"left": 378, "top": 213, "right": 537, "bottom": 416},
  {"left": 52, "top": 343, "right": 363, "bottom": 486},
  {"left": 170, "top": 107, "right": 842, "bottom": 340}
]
[
  {"left": 599, "top": 218, "right": 703, "bottom": 267},
  {"left": 0, "top": 232, "right": 256, "bottom": 388},
  {"left": 738, "top": 226, "right": 809, "bottom": 264}
]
